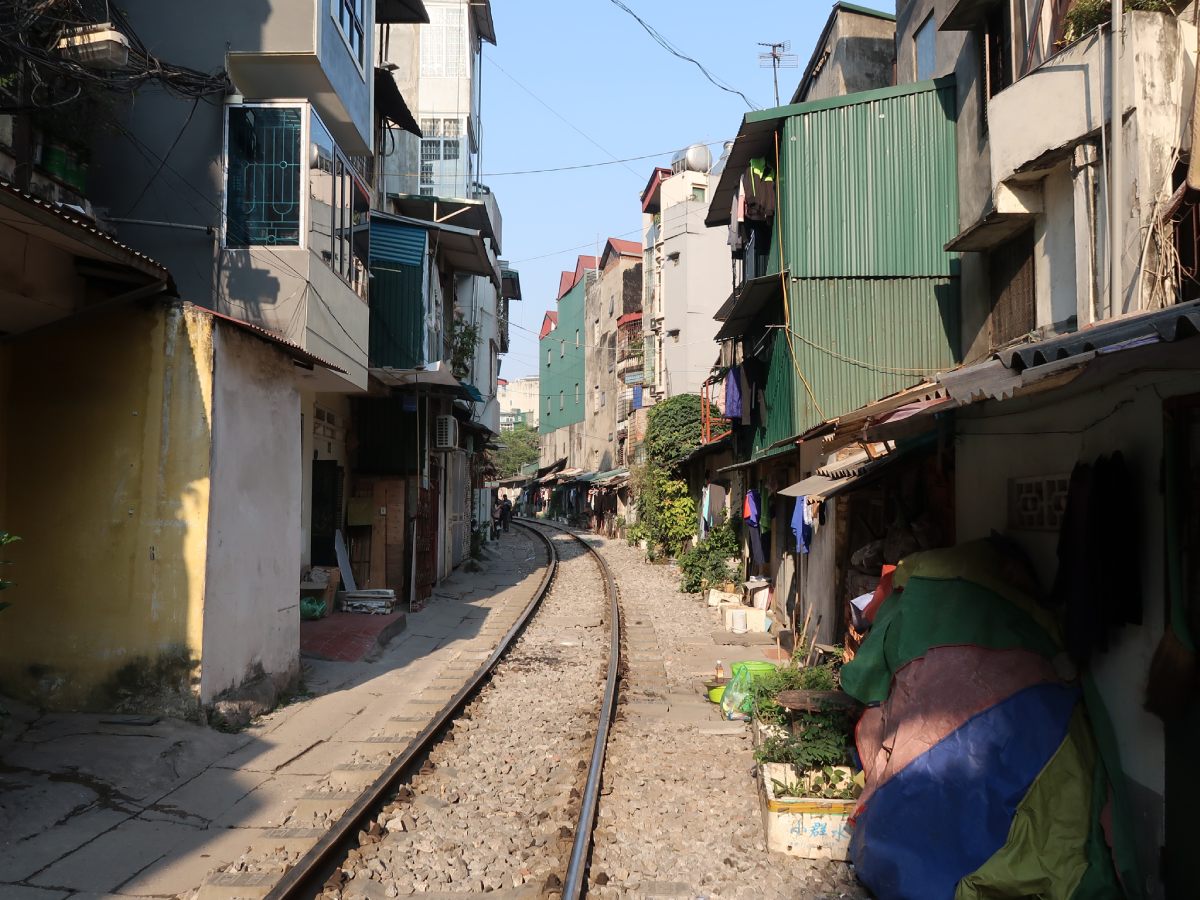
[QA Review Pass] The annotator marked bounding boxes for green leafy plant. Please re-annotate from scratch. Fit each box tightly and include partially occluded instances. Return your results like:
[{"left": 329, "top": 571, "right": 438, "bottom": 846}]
[
  {"left": 448, "top": 314, "right": 481, "bottom": 380},
  {"left": 678, "top": 520, "right": 740, "bottom": 593},
  {"left": 0, "top": 532, "right": 19, "bottom": 613},
  {"left": 1061, "top": 0, "right": 1173, "bottom": 46},
  {"left": 631, "top": 464, "right": 695, "bottom": 558},
  {"left": 797, "top": 663, "right": 837, "bottom": 691},
  {"left": 643, "top": 394, "right": 711, "bottom": 472},
  {"left": 754, "top": 699, "right": 854, "bottom": 775},
  {"left": 490, "top": 424, "right": 539, "bottom": 479}
]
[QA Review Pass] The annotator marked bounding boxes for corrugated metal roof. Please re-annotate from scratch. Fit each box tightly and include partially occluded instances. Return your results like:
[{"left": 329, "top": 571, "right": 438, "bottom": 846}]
[
  {"left": 0, "top": 178, "right": 173, "bottom": 286},
  {"left": 715, "top": 272, "right": 785, "bottom": 340},
  {"left": 998, "top": 300, "right": 1200, "bottom": 372},
  {"left": 202, "top": 306, "right": 346, "bottom": 373},
  {"left": 371, "top": 218, "right": 427, "bottom": 267}
]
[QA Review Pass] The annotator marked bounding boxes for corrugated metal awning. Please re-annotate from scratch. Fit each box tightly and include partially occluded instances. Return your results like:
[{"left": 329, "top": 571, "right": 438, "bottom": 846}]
[
  {"left": 370, "top": 210, "right": 499, "bottom": 287},
  {"left": 376, "top": 0, "right": 428, "bottom": 23},
  {"left": 715, "top": 272, "right": 786, "bottom": 341}
]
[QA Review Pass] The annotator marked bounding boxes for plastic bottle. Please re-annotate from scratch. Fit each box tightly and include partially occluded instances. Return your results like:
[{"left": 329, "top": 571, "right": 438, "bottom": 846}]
[{"left": 715, "top": 659, "right": 724, "bottom": 681}]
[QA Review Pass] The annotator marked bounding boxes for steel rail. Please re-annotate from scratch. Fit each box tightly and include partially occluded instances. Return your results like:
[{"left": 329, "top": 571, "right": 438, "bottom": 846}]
[
  {"left": 522, "top": 518, "right": 621, "bottom": 900},
  {"left": 265, "top": 520, "right": 557, "bottom": 899}
]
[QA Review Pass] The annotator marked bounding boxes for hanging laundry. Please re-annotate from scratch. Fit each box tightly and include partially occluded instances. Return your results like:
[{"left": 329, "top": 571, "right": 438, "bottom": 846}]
[
  {"left": 745, "top": 488, "right": 766, "bottom": 565},
  {"left": 725, "top": 365, "right": 743, "bottom": 421},
  {"left": 792, "top": 496, "right": 812, "bottom": 554},
  {"left": 742, "top": 157, "right": 776, "bottom": 220}
]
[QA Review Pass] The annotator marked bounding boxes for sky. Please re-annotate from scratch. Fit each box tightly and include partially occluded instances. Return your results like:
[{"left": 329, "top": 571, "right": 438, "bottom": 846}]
[{"left": 481, "top": 0, "right": 893, "bottom": 382}]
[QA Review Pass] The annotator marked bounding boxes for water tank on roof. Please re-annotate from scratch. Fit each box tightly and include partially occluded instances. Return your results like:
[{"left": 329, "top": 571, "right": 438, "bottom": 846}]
[
  {"left": 710, "top": 141, "right": 735, "bottom": 176},
  {"left": 671, "top": 143, "right": 712, "bottom": 175}
]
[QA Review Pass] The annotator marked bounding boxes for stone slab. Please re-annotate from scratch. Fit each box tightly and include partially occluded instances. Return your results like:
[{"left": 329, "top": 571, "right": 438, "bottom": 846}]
[
  {"left": 29, "top": 817, "right": 204, "bottom": 892},
  {"left": 0, "top": 806, "right": 129, "bottom": 883},
  {"left": 155, "top": 767, "right": 273, "bottom": 823}
]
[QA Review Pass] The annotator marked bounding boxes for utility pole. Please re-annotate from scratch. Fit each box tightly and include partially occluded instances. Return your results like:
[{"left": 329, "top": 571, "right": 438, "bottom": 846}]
[{"left": 758, "top": 41, "right": 797, "bottom": 107}]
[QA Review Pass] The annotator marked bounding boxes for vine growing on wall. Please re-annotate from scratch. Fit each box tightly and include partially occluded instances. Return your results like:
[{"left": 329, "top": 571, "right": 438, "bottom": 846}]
[{"left": 449, "top": 314, "right": 481, "bottom": 381}]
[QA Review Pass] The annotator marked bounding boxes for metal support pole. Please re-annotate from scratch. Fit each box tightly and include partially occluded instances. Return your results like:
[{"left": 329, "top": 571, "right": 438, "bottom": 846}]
[{"left": 1109, "top": 1, "right": 1124, "bottom": 318}]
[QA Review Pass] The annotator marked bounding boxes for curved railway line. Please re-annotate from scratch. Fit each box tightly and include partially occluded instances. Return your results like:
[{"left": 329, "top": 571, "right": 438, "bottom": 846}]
[{"left": 261, "top": 518, "right": 621, "bottom": 899}]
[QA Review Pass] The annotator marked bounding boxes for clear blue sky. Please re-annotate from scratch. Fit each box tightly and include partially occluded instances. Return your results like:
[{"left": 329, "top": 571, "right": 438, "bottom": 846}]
[{"left": 483, "top": 0, "right": 892, "bottom": 381}]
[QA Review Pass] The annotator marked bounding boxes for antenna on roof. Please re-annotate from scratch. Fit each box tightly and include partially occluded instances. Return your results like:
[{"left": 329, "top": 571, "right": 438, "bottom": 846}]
[{"left": 758, "top": 41, "right": 798, "bottom": 106}]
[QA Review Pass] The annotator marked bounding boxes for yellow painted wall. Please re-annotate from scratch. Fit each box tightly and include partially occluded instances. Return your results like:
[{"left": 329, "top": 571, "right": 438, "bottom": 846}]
[{"left": 0, "top": 303, "right": 214, "bottom": 710}]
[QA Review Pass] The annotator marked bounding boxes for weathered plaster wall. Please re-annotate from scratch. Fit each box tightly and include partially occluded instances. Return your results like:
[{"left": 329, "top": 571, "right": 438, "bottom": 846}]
[
  {"left": 202, "top": 324, "right": 302, "bottom": 702},
  {"left": 797, "top": 12, "right": 895, "bottom": 104},
  {"left": 953, "top": 349, "right": 1200, "bottom": 892},
  {"left": 0, "top": 304, "right": 213, "bottom": 710}
]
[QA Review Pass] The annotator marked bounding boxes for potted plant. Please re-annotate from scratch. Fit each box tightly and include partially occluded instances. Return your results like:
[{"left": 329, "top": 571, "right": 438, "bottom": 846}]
[{"left": 753, "top": 695, "right": 860, "bottom": 860}]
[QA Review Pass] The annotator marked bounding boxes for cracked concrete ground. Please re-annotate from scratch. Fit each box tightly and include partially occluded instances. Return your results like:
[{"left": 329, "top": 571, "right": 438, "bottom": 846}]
[{"left": 0, "top": 529, "right": 547, "bottom": 898}]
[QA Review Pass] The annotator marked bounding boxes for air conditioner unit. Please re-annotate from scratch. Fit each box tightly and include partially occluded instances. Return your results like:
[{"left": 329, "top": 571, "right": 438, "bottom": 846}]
[{"left": 435, "top": 415, "right": 459, "bottom": 450}]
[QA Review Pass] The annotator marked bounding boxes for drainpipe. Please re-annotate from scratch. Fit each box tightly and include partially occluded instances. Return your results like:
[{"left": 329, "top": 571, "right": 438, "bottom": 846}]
[{"left": 1109, "top": 0, "right": 1124, "bottom": 318}]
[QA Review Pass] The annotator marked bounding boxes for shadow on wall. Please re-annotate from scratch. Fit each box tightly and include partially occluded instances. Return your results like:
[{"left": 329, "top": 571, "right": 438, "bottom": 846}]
[{"left": 0, "top": 303, "right": 212, "bottom": 716}]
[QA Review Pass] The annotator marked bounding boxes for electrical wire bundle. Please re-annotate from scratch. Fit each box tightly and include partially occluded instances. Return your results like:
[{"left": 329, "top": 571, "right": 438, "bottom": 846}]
[{"left": 0, "top": 0, "right": 227, "bottom": 112}]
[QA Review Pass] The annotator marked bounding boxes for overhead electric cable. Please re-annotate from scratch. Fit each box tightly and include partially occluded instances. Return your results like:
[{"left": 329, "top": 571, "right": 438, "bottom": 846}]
[{"left": 603, "top": 0, "right": 758, "bottom": 109}]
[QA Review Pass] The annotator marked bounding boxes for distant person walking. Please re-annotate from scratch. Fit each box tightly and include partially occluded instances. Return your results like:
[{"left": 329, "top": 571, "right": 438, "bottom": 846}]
[
  {"left": 501, "top": 497, "right": 512, "bottom": 532},
  {"left": 491, "top": 498, "right": 503, "bottom": 539}
]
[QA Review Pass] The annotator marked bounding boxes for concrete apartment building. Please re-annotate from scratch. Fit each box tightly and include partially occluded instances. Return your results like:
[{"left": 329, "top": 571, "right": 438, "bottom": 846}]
[
  {"left": 640, "top": 148, "right": 731, "bottom": 403},
  {"left": 498, "top": 375, "right": 540, "bottom": 430}
]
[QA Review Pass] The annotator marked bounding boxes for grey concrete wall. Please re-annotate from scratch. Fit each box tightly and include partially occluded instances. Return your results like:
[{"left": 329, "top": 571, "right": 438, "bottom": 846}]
[
  {"left": 896, "top": 0, "right": 991, "bottom": 364},
  {"left": 798, "top": 13, "right": 895, "bottom": 103},
  {"left": 202, "top": 323, "right": 303, "bottom": 702}
]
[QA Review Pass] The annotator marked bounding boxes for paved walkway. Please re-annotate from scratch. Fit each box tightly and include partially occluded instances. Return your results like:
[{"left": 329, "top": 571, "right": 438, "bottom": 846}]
[{"left": 0, "top": 529, "right": 546, "bottom": 899}]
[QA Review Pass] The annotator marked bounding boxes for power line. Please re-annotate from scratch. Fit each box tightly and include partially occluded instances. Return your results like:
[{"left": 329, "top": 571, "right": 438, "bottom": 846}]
[
  {"left": 484, "top": 51, "right": 641, "bottom": 179},
  {"left": 603, "top": 0, "right": 758, "bottom": 109},
  {"left": 508, "top": 227, "right": 643, "bottom": 264}
]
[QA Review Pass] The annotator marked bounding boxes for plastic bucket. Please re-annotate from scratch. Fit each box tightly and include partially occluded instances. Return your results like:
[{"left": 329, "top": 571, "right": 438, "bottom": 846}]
[
  {"left": 731, "top": 608, "right": 748, "bottom": 634},
  {"left": 732, "top": 660, "right": 777, "bottom": 682}
]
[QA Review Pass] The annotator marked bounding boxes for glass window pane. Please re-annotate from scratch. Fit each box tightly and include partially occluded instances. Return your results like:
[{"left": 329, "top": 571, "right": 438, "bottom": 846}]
[
  {"left": 309, "top": 110, "right": 336, "bottom": 264},
  {"left": 915, "top": 15, "right": 937, "bottom": 81},
  {"left": 442, "top": 139, "right": 460, "bottom": 161},
  {"left": 226, "top": 106, "right": 302, "bottom": 247},
  {"left": 421, "top": 140, "right": 441, "bottom": 162}
]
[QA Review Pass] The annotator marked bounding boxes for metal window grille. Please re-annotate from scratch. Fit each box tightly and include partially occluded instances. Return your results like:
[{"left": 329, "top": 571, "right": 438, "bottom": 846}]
[
  {"left": 225, "top": 106, "right": 302, "bottom": 248},
  {"left": 420, "top": 5, "right": 467, "bottom": 77}
]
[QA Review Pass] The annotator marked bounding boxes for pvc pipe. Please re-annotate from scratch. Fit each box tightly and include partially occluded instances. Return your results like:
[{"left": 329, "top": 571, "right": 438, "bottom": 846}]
[{"left": 1110, "top": 1, "right": 1124, "bottom": 318}]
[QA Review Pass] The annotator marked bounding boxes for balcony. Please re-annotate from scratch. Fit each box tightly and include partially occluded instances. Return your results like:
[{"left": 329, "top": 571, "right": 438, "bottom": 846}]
[
  {"left": 225, "top": 0, "right": 387, "bottom": 156},
  {"left": 987, "top": 12, "right": 1191, "bottom": 190}
]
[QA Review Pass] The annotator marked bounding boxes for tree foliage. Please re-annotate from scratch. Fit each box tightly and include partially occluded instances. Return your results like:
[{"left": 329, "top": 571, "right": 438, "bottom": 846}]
[
  {"left": 631, "top": 464, "right": 695, "bottom": 558},
  {"left": 492, "top": 425, "right": 539, "bottom": 479},
  {"left": 644, "top": 393, "right": 709, "bottom": 473}
]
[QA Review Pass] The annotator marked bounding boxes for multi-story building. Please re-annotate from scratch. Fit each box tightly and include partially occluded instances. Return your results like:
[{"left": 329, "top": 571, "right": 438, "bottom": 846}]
[
  {"left": 498, "top": 375, "right": 541, "bottom": 430},
  {"left": 538, "top": 256, "right": 594, "bottom": 467},
  {"left": 640, "top": 147, "right": 731, "bottom": 403},
  {"left": 582, "top": 239, "right": 642, "bottom": 472}
]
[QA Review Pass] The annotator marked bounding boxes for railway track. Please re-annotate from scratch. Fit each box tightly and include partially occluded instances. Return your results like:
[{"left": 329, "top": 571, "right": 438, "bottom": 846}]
[{"left": 257, "top": 518, "right": 620, "bottom": 899}]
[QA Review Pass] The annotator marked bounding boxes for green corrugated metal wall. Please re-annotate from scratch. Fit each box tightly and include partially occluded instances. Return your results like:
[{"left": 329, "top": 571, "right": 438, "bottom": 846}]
[
  {"left": 369, "top": 264, "right": 425, "bottom": 369},
  {"left": 768, "top": 78, "right": 960, "bottom": 437},
  {"left": 788, "top": 278, "right": 959, "bottom": 429},
  {"left": 777, "top": 80, "right": 958, "bottom": 278},
  {"left": 752, "top": 331, "right": 798, "bottom": 458}
]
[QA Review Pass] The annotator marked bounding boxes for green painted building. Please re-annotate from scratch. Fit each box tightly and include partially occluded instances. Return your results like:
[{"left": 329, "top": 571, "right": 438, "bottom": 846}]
[
  {"left": 709, "top": 77, "right": 961, "bottom": 457},
  {"left": 539, "top": 272, "right": 588, "bottom": 435}
]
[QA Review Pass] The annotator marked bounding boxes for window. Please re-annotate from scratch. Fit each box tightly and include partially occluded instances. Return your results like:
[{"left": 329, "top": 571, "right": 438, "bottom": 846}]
[
  {"left": 559, "top": 391, "right": 564, "bottom": 411},
  {"left": 225, "top": 105, "right": 302, "bottom": 248},
  {"left": 308, "top": 110, "right": 368, "bottom": 297},
  {"left": 986, "top": 228, "right": 1036, "bottom": 350},
  {"left": 691, "top": 185, "right": 706, "bottom": 203},
  {"left": 575, "top": 329, "right": 580, "bottom": 348},
  {"left": 421, "top": 4, "right": 467, "bottom": 77},
  {"left": 560, "top": 339, "right": 565, "bottom": 358},
  {"left": 419, "top": 117, "right": 465, "bottom": 197},
  {"left": 332, "top": 0, "right": 366, "bottom": 69},
  {"left": 915, "top": 14, "right": 937, "bottom": 81},
  {"left": 546, "top": 346, "right": 552, "bottom": 366},
  {"left": 983, "top": 4, "right": 1013, "bottom": 102},
  {"left": 575, "top": 383, "right": 581, "bottom": 404}
]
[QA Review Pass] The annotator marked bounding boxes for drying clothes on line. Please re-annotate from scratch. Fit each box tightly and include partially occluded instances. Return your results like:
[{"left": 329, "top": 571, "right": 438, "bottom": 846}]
[
  {"left": 743, "top": 157, "right": 776, "bottom": 221},
  {"left": 738, "top": 366, "right": 752, "bottom": 426},
  {"left": 725, "top": 365, "right": 743, "bottom": 421},
  {"left": 744, "top": 488, "right": 766, "bottom": 566},
  {"left": 792, "top": 496, "right": 813, "bottom": 555}
]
